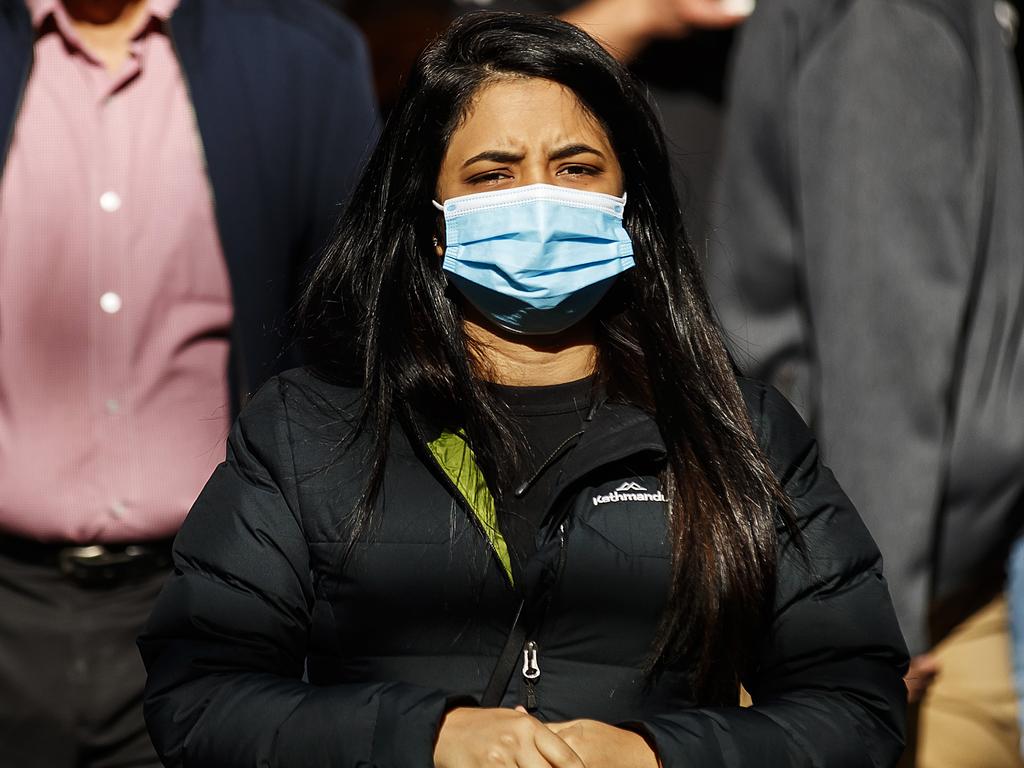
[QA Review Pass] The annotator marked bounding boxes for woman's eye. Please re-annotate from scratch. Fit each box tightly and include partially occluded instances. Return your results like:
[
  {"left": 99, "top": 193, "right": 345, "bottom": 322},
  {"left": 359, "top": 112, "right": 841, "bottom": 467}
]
[
  {"left": 557, "top": 164, "right": 599, "bottom": 177},
  {"left": 468, "top": 171, "right": 512, "bottom": 185}
]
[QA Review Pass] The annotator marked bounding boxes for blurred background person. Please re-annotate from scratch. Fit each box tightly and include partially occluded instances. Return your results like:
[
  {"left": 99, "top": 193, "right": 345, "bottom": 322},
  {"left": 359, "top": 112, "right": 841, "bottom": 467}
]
[
  {"left": 708, "top": 0, "right": 1024, "bottom": 766},
  {"left": 331, "top": 0, "right": 453, "bottom": 116},
  {"left": 0, "top": 0, "right": 377, "bottom": 764},
  {"left": 139, "top": 13, "right": 908, "bottom": 767},
  {"left": 330, "top": 0, "right": 750, "bottom": 246},
  {"left": 998, "top": 1, "right": 1024, "bottom": 755},
  {"left": 494, "top": 0, "right": 749, "bottom": 247}
]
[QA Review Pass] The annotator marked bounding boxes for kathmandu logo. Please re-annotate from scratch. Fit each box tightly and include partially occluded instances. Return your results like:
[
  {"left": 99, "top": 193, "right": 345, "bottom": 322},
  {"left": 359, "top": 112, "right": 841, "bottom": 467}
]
[{"left": 592, "top": 481, "right": 667, "bottom": 506}]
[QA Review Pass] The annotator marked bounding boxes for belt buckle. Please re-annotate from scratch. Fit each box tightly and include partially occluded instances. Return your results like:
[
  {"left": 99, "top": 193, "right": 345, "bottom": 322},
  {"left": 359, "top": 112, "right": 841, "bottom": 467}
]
[
  {"left": 58, "top": 544, "right": 149, "bottom": 584},
  {"left": 57, "top": 544, "right": 109, "bottom": 577}
]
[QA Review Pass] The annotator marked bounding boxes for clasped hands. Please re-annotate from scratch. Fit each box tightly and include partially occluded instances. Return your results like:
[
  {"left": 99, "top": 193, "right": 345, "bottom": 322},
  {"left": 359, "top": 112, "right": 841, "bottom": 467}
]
[{"left": 434, "top": 706, "right": 659, "bottom": 768}]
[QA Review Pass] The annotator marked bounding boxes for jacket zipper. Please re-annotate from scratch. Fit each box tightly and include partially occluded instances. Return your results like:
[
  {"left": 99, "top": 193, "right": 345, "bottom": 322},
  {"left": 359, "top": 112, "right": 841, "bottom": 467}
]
[
  {"left": 522, "top": 640, "right": 540, "bottom": 710},
  {"left": 519, "top": 520, "right": 569, "bottom": 711},
  {"left": 514, "top": 430, "right": 584, "bottom": 498}
]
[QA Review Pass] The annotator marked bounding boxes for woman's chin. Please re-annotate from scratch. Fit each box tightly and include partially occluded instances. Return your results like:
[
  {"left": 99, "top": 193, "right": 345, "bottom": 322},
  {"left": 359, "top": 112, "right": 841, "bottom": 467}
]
[{"left": 464, "top": 312, "right": 595, "bottom": 351}]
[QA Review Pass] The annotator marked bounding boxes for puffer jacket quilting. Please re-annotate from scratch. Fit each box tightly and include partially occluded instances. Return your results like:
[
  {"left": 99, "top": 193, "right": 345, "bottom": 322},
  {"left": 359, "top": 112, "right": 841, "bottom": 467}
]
[{"left": 139, "top": 367, "right": 908, "bottom": 768}]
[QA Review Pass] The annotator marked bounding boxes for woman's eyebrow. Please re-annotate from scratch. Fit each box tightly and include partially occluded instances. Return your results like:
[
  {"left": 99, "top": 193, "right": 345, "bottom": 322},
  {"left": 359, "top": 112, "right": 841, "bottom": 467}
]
[
  {"left": 548, "top": 143, "right": 605, "bottom": 161},
  {"left": 462, "top": 149, "right": 525, "bottom": 167}
]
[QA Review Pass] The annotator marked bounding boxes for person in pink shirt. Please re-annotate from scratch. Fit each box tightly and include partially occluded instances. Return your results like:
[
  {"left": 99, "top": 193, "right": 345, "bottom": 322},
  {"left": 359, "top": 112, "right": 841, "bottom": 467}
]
[{"left": 0, "top": 0, "right": 378, "bottom": 764}]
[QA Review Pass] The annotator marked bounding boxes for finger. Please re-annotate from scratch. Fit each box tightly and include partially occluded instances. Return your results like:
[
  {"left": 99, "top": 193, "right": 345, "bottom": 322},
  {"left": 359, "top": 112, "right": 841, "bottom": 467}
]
[
  {"left": 911, "top": 653, "right": 942, "bottom": 676},
  {"left": 904, "top": 672, "right": 937, "bottom": 703},
  {"left": 676, "top": 0, "right": 753, "bottom": 28},
  {"left": 534, "top": 726, "right": 586, "bottom": 768},
  {"left": 717, "top": 0, "right": 755, "bottom": 18},
  {"left": 515, "top": 743, "right": 560, "bottom": 768},
  {"left": 544, "top": 720, "right": 575, "bottom": 734},
  {"left": 904, "top": 664, "right": 939, "bottom": 687},
  {"left": 904, "top": 672, "right": 935, "bottom": 702}
]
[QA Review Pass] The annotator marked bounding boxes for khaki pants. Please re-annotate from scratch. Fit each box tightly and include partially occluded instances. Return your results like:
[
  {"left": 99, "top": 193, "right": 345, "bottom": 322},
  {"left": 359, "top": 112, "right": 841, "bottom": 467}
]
[{"left": 904, "top": 594, "right": 1024, "bottom": 768}]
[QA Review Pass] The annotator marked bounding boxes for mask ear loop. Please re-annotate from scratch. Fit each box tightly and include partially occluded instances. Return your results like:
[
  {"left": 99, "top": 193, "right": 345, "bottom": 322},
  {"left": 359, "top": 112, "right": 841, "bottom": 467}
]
[{"left": 431, "top": 199, "right": 446, "bottom": 255}]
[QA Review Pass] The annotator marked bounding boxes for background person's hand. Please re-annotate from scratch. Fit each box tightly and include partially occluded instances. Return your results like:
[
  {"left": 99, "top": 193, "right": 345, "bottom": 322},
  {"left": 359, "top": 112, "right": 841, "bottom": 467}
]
[
  {"left": 434, "top": 707, "right": 586, "bottom": 768},
  {"left": 905, "top": 653, "right": 941, "bottom": 703},
  {"left": 543, "top": 716, "right": 660, "bottom": 768},
  {"left": 562, "top": 0, "right": 754, "bottom": 61}
]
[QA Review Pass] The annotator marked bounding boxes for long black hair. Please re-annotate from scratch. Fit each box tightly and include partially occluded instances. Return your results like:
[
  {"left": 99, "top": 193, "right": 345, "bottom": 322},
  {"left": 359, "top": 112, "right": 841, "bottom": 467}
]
[{"left": 300, "top": 11, "right": 788, "bottom": 705}]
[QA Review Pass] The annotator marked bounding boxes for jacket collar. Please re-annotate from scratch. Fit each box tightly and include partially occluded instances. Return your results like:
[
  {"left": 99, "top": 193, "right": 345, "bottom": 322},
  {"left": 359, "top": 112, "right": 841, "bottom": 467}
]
[
  {"left": 412, "top": 396, "right": 668, "bottom": 586},
  {"left": 425, "top": 428, "right": 515, "bottom": 585},
  {"left": 562, "top": 398, "right": 666, "bottom": 479},
  {"left": 542, "top": 398, "right": 666, "bottom": 533}
]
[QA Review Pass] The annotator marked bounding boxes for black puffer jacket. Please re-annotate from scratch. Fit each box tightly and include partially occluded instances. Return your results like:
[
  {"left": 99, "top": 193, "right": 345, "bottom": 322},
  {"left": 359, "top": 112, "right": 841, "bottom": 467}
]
[{"left": 139, "top": 368, "right": 908, "bottom": 767}]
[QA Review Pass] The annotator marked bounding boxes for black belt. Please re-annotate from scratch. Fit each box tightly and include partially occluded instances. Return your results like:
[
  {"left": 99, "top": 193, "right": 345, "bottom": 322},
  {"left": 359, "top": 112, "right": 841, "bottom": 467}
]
[{"left": 0, "top": 534, "right": 173, "bottom": 586}]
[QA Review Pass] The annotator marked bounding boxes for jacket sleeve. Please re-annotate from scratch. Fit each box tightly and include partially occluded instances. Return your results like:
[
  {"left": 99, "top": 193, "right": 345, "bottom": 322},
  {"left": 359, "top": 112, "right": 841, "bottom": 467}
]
[
  {"left": 138, "top": 380, "right": 457, "bottom": 768},
  {"left": 709, "top": 0, "right": 978, "bottom": 654},
  {"left": 295, "top": 14, "right": 380, "bottom": 294},
  {"left": 630, "top": 384, "right": 909, "bottom": 768},
  {"left": 705, "top": 0, "right": 811, "bottom": 417}
]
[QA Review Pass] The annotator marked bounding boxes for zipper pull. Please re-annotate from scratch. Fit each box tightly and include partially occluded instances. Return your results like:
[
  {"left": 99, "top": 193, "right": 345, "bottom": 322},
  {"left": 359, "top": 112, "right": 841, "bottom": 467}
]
[
  {"left": 522, "top": 640, "right": 540, "bottom": 711},
  {"left": 522, "top": 640, "right": 541, "bottom": 680},
  {"left": 525, "top": 680, "right": 538, "bottom": 711}
]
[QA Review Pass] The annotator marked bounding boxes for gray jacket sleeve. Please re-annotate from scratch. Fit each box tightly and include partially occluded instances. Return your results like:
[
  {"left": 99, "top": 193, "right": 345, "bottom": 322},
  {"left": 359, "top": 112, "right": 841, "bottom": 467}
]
[{"left": 709, "top": 0, "right": 983, "bottom": 653}]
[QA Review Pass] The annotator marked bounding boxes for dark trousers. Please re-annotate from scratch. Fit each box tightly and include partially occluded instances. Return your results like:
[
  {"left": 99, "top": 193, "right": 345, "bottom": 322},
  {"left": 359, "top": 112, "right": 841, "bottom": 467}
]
[{"left": 0, "top": 548, "right": 168, "bottom": 768}]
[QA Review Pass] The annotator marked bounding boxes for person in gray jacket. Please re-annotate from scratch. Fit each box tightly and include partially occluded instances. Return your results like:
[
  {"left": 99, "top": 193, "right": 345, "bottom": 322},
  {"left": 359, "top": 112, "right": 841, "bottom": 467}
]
[{"left": 709, "top": 0, "right": 1024, "bottom": 764}]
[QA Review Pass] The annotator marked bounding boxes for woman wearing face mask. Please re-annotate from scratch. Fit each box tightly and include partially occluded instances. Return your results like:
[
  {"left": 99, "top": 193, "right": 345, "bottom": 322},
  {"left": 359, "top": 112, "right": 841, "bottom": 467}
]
[{"left": 139, "top": 11, "right": 909, "bottom": 768}]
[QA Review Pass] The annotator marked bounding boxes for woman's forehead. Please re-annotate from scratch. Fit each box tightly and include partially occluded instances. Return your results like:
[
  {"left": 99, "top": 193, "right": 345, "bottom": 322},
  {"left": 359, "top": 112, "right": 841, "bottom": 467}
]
[{"left": 448, "top": 78, "right": 611, "bottom": 157}]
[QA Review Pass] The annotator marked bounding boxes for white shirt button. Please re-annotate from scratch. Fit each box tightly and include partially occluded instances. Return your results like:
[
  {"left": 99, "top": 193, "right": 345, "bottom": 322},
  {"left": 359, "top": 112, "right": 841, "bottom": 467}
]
[
  {"left": 99, "top": 191, "right": 122, "bottom": 213},
  {"left": 109, "top": 500, "right": 128, "bottom": 520},
  {"left": 99, "top": 292, "right": 122, "bottom": 314},
  {"left": 105, "top": 398, "right": 121, "bottom": 414}
]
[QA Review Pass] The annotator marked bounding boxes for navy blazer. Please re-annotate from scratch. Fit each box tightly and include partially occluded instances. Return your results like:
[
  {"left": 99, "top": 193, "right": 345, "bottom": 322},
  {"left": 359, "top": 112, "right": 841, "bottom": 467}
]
[{"left": 0, "top": 0, "right": 379, "bottom": 409}]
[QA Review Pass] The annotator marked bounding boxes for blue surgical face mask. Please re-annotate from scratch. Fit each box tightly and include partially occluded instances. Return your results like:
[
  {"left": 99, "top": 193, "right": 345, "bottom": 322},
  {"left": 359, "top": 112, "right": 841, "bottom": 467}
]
[{"left": 433, "top": 183, "right": 635, "bottom": 335}]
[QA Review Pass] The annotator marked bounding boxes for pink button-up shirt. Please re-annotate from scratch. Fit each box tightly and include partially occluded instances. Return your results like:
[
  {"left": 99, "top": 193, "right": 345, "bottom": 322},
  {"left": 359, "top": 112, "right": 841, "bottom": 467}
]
[{"left": 0, "top": 0, "right": 233, "bottom": 542}]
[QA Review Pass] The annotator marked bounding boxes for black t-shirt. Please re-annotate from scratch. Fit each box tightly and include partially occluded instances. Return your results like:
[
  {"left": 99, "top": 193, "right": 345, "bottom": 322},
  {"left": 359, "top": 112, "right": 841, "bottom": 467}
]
[{"left": 487, "top": 376, "right": 595, "bottom": 566}]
